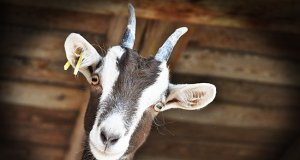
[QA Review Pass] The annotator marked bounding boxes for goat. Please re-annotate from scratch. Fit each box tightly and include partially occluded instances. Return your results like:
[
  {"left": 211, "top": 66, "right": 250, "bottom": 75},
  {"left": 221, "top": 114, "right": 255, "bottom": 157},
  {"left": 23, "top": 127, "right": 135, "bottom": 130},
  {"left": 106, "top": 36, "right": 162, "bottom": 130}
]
[{"left": 64, "top": 3, "right": 216, "bottom": 160}]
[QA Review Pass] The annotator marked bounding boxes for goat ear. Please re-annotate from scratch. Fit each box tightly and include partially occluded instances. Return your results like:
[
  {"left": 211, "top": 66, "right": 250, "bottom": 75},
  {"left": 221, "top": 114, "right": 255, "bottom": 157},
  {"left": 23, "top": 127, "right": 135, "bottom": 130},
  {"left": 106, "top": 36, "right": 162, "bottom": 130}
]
[
  {"left": 160, "top": 83, "right": 216, "bottom": 112},
  {"left": 64, "top": 33, "right": 102, "bottom": 83}
]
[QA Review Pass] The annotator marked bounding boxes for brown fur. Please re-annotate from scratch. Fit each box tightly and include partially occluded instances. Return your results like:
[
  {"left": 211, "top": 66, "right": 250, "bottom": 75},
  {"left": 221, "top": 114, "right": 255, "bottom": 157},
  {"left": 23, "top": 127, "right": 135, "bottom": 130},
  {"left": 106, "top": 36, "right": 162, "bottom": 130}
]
[
  {"left": 122, "top": 108, "right": 157, "bottom": 159},
  {"left": 84, "top": 81, "right": 102, "bottom": 133}
]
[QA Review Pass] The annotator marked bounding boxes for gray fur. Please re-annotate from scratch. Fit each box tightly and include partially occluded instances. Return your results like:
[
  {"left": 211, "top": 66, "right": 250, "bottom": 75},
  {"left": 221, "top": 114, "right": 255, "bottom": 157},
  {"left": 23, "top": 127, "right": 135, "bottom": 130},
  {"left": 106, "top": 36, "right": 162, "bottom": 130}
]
[
  {"left": 97, "top": 49, "right": 160, "bottom": 133},
  {"left": 82, "top": 49, "right": 162, "bottom": 160}
]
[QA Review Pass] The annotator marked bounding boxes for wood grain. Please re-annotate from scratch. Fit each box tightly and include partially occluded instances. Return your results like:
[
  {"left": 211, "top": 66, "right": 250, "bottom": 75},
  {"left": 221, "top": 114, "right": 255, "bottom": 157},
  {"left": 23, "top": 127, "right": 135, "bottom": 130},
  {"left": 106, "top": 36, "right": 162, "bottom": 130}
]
[
  {"left": 0, "top": 142, "right": 66, "bottom": 160},
  {"left": 0, "top": 25, "right": 105, "bottom": 62},
  {"left": 2, "top": 3, "right": 110, "bottom": 34},
  {"left": 0, "top": 104, "right": 77, "bottom": 151},
  {"left": 138, "top": 20, "right": 193, "bottom": 69},
  {"left": 139, "top": 21, "right": 176, "bottom": 57},
  {"left": 162, "top": 101, "right": 300, "bottom": 130},
  {"left": 0, "top": 57, "right": 86, "bottom": 87},
  {"left": 191, "top": 25, "right": 300, "bottom": 59},
  {"left": 174, "top": 47, "right": 300, "bottom": 86},
  {"left": 148, "top": 121, "right": 297, "bottom": 146},
  {"left": 0, "top": 81, "right": 87, "bottom": 110},
  {"left": 172, "top": 74, "right": 300, "bottom": 109},
  {"left": 0, "top": 103, "right": 77, "bottom": 129},
  {"left": 2, "top": 0, "right": 300, "bottom": 33},
  {"left": 64, "top": 91, "right": 89, "bottom": 160},
  {"left": 0, "top": 125, "right": 71, "bottom": 146},
  {"left": 136, "top": 135, "right": 281, "bottom": 160}
]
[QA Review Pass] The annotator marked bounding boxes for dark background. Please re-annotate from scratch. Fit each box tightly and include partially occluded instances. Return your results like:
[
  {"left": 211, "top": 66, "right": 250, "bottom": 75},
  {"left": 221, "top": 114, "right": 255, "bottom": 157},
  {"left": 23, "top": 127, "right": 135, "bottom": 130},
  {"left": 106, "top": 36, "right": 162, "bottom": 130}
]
[{"left": 0, "top": 0, "right": 300, "bottom": 160}]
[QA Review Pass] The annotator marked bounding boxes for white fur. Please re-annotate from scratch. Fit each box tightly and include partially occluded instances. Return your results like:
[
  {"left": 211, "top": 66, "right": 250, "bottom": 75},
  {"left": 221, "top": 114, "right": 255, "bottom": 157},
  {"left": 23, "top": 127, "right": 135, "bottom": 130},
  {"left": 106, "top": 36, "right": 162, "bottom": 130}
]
[
  {"left": 89, "top": 114, "right": 129, "bottom": 160},
  {"left": 127, "top": 62, "right": 170, "bottom": 137},
  {"left": 89, "top": 62, "right": 170, "bottom": 160},
  {"left": 89, "top": 142, "right": 124, "bottom": 160},
  {"left": 89, "top": 46, "right": 128, "bottom": 160},
  {"left": 100, "top": 46, "right": 125, "bottom": 102},
  {"left": 100, "top": 114, "right": 126, "bottom": 137}
]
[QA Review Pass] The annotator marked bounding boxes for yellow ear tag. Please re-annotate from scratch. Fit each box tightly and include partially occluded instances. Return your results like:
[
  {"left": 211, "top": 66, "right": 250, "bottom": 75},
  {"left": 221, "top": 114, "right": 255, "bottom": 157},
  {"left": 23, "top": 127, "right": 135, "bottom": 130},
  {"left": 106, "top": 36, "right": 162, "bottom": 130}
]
[
  {"left": 64, "top": 61, "right": 71, "bottom": 70},
  {"left": 73, "top": 52, "right": 84, "bottom": 75}
]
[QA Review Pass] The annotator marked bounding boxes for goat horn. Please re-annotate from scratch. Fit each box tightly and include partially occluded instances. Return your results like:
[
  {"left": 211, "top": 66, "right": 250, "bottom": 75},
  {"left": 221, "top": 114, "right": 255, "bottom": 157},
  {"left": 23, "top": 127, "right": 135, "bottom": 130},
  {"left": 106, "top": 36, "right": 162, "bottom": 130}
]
[
  {"left": 154, "top": 27, "right": 188, "bottom": 62},
  {"left": 120, "top": 3, "right": 136, "bottom": 49}
]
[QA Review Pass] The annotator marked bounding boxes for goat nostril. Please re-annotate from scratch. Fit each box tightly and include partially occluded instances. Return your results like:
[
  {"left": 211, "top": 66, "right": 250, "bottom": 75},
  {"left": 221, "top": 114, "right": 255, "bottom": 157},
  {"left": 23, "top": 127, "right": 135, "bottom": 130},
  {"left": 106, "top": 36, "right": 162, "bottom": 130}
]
[
  {"left": 100, "top": 130, "right": 120, "bottom": 146},
  {"left": 100, "top": 131, "right": 107, "bottom": 143},
  {"left": 110, "top": 138, "right": 119, "bottom": 145}
]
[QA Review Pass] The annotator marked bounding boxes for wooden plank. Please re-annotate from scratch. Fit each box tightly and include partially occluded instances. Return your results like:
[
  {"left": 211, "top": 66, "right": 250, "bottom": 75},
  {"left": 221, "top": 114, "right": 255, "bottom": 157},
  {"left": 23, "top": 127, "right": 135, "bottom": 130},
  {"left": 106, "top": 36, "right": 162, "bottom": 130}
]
[
  {"left": 1, "top": 25, "right": 69, "bottom": 61},
  {"left": 174, "top": 47, "right": 300, "bottom": 86},
  {"left": 136, "top": 135, "right": 281, "bottom": 160},
  {"left": 0, "top": 80, "right": 87, "bottom": 110},
  {"left": 133, "top": 0, "right": 300, "bottom": 34},
  {"left": 64, "top": 90, "right": 89, "bottom": 160},
  {"left": 149, "top": 121, "right": 297, "bottom": 146},
  {"left": 0, "top": 57, "right": 86, "bottom": 87},
  {"left": 0, "top": 104, "right": 77, "bottom": 146},
  {"left": 0, "top": 125, "right": 71, "bottom": 147},
  {"left": 172, "top": 74, "right": 300, "bottom": 109},
  {"left": 0, "top": 25, "right": 105, "bottom": 62},
  {"left": 168, "top": 25, "right": 195, "bottom": 70},
  {"left": 106, "top": 15, "right": 128, "bottom": 47},
  {"left": 162, "top": 102, "right": 300, "bottom": 130},
  {"left": 134, "top": 19, "right": 148, "bottom": 51},
  {"left": 2, "top": 3, "right": 110, "bottom": 34},
  {"left": 2, "top": 0, "right": 300, "bottom": 33},
  {"left": 191, "top": 25, "right": 300, "bottom": 59},
  {"left": 138, "top": 20, "right": 193, "bottom": 66},
  {"left": 0, "top": 103, "right": 77, "bottom": 129},
  {"left": 0, "top": 142, "right": 65, "bottom": 160},
  {"left": 105, "top": 6, "right": 148, "bottom": 49},
  {"left": 139, "top": 21, "right": 176, "bottom": 57}
]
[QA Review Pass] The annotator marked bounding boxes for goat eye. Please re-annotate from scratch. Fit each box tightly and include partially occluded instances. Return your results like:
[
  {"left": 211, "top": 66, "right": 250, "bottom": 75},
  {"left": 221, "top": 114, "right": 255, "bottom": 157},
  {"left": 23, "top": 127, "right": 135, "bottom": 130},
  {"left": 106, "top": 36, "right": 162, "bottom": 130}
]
[
  {"left": 154, "top": 102, "right": 164, "bottom": 112},
  {"left": 91, "top": 75, "right": 100, "bottom": 85}
]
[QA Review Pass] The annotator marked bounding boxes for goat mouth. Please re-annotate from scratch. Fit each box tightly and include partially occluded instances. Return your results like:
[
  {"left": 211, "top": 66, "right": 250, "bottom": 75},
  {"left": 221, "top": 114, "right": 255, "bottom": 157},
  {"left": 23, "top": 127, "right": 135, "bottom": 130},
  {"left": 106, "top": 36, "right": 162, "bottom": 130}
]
[{"left": 89, "top": 141, "right": 117, "bottom": 155}]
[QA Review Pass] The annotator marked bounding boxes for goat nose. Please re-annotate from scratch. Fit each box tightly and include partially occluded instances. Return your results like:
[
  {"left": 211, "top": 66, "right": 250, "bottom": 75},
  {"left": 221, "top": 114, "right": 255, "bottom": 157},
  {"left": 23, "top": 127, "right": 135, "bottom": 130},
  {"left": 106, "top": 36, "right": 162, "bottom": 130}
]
[{"left": 100, "top": 130, "right": 120, "bottom": 146}]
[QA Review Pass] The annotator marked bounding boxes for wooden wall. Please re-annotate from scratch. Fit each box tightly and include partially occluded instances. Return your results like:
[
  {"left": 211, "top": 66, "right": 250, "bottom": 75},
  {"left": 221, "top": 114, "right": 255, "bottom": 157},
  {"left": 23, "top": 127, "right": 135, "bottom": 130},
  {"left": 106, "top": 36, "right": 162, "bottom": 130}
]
[{"left": 1, "top": 0, "right": 300, "bottom": 160}]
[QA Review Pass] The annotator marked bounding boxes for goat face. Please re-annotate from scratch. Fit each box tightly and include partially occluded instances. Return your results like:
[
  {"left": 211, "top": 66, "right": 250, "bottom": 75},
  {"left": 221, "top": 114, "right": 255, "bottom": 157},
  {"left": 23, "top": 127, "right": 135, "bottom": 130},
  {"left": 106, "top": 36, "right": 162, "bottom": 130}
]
[{"left": 64, "top": 4, "right": 216, "bottom": 160}]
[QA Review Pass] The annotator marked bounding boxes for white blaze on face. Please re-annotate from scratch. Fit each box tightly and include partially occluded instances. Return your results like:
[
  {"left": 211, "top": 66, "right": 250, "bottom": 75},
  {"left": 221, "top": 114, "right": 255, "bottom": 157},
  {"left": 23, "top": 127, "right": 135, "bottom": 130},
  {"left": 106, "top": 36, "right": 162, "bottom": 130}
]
[
  {"left": 89, "top": 46, "right": 127, "bottom": 159},
  {"left": 88, "top": 46, "right": 170, "bottom": 160},
  {"left": 100, "top": 46, "right": 125, "bottom": 102}
]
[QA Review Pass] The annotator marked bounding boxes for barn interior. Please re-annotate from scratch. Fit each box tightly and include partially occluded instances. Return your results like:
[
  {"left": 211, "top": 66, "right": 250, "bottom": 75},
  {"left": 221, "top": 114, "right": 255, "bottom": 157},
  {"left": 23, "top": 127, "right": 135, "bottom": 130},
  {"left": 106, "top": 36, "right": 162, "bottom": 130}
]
[{"left": 1, "top": 0, "right": 300, "bottom": 160}]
